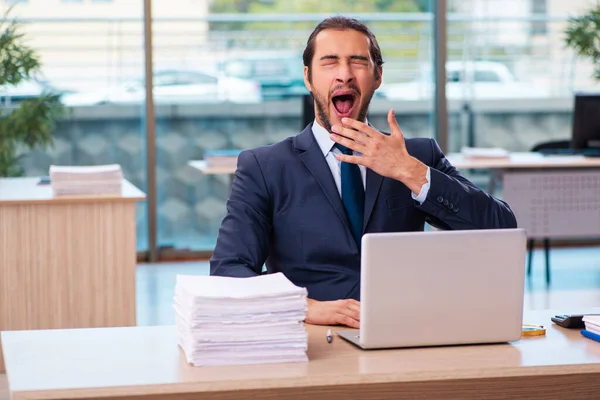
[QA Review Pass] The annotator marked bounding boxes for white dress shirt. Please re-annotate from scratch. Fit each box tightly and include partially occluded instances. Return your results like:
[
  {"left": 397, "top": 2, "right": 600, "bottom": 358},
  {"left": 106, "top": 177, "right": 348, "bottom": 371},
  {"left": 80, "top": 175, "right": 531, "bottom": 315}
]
[{"left": 311, "top": 119, "right": 431, "bottom": 204}]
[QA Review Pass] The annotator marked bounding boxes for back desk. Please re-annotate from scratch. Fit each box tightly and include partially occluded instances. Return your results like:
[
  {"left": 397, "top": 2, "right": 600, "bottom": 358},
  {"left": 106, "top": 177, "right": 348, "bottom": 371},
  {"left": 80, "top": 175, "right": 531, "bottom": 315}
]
[
  {"left": 3, "top": 308, "right": 600, "bottom": 400},
  {"left": 191, "top": 152, "right": 600, "bottom": 240},
  {"left": 0, "top": 177, "right": 145, "bottom": 373},
  {"left": 445, "top": 152, "right": 600, "bottom": 240}
]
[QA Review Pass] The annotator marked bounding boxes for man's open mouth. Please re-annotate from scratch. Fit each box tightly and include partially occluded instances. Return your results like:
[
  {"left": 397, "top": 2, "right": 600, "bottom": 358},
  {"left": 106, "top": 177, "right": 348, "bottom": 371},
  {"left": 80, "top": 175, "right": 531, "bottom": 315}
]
[{"left": 332, "top": 90, "right": 358, "bottom": 118}]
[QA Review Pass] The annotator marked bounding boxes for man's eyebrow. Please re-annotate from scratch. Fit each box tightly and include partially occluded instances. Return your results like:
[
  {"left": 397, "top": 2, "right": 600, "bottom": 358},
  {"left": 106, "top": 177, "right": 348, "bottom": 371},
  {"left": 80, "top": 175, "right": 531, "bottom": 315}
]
[
  {"left": 318, "top": 54, "right": 370, "bottom": 61},
  {"left": 319, "top": 55, "right": 339, "bottom": 61}
]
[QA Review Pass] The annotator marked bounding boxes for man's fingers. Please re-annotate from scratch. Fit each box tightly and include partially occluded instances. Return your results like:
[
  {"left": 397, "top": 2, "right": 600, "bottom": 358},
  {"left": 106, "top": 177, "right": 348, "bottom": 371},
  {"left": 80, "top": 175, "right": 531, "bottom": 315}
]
[
  {"left": 340, "top": 117, "right": 378, "bottom": 137},
  {"left": 340, "top": 303, "right": 360, "bottom": 321},
  {"left": 335, "top": 153, "right": 363, "bottom": 166},
  {"left": 387, "top": 109, "right": 405, "bottom": 138},
  {"left": 330, "top": 133, "right": 366, "bottom": 153},
  {"left": 331, "top": 125, "right": 357, "bottom": 140},
  {"left": 331, "top": 125, "right": 371, "bottom": 145},
  {"left": 337, "top": 314, "right": 360, "bottom": 329},
  {"left": 345, "top": 300, "right": 360, "bottom": 318}
]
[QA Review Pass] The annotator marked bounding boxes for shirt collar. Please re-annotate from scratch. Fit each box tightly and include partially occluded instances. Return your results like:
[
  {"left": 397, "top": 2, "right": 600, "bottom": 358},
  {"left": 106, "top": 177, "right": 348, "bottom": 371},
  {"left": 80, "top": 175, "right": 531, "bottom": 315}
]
[
  {"left": 311, "top": 118, "right": 369, "bottom": 157},
  {"left": 311, "top": 119, "right": 335, "bottom": 157}
]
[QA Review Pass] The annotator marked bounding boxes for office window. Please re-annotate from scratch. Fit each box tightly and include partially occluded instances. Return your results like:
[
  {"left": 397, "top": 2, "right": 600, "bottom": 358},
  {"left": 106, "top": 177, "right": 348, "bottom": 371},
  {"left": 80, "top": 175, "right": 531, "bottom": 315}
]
[
  {"left": 531, "top": 0, "right": 548, "bottom": 35},
  {"left": 11, "top": 1, "right": 149, "bottom": 251},
  {"left": 3, "top": 0, "right": 28, "bottom": 3},
  {"left": 446, "top": 0, "right": 582, "bottom": 155},
  {"left": 151, "top": 0, "right": 437, "bottom": 251},
  {"left": 474, "top": 69, "right": 503, "bottom": 82}
]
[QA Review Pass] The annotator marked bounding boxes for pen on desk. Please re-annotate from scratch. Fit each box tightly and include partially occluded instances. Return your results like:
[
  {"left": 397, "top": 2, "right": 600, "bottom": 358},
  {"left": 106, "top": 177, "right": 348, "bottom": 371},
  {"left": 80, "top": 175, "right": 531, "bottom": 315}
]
[{"left": 327, "top": 329, "right": 332, "bottom": 343}]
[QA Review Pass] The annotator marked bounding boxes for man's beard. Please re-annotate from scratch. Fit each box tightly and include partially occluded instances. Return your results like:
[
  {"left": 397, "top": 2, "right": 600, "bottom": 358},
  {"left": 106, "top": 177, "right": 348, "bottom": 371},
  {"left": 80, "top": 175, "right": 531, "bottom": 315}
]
[{"left": 311, "top": 85, "right": 374, "bottom": 133}]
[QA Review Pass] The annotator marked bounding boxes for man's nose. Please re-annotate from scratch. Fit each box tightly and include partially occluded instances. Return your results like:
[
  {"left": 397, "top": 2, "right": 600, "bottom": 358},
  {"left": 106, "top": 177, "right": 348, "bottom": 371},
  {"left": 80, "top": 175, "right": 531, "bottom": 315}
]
[{"left": 335, "top": 64, "right": 355, "bottom": 84}]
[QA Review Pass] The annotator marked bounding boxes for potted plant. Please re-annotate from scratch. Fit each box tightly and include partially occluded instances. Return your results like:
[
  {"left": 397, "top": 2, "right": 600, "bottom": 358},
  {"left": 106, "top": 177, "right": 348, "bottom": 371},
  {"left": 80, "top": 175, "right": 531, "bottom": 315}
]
[
  {"left": 565, "top": 3, "right": 600, "bottom": 82},
  {"left": 0, "top": 10, "right": 64, "bottom": 177}
]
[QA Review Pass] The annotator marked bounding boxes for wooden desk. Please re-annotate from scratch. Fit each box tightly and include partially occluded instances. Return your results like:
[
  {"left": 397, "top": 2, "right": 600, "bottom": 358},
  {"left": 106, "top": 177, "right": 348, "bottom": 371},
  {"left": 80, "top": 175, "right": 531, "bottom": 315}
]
[
  {"left": 3, "top": 308, "right": 600, "bottom": 399},
  {"left": 0, "top": 177, "right": 146, "bottom": 372}
]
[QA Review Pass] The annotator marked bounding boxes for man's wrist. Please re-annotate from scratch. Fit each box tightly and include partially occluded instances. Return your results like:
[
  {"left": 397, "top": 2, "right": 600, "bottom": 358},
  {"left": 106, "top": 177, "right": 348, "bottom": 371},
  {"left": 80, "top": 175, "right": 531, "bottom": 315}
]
[{"left": 395, "top": 158, "right": 428, "bottom": 194}]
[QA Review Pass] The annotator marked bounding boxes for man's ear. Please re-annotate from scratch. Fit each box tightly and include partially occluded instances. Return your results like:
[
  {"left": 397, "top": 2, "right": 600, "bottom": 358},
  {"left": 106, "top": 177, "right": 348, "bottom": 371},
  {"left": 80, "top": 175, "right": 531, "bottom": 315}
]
[
  {"left": 375, "top": 66, "right": 383, "bottom": 89},
  {"left": 304, "top": 66, "right": 312, "bottom": 92}
]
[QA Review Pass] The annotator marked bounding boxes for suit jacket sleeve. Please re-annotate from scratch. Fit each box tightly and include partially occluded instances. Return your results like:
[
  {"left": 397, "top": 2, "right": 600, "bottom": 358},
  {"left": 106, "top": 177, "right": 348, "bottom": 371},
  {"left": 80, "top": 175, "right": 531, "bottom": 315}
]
[
  {"left": 416, "top": 139, "right": 518, "bottom": 230},
  {"left": 210, "top": 150, "right": 272, "bottom": 277}
]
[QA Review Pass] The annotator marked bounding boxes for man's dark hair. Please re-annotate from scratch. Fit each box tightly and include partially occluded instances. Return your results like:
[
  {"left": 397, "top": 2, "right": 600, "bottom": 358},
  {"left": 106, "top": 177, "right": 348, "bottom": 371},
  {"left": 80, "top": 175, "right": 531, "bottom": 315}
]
[{"left": 302, "top": 16, "right": 384, "bottom": 81}]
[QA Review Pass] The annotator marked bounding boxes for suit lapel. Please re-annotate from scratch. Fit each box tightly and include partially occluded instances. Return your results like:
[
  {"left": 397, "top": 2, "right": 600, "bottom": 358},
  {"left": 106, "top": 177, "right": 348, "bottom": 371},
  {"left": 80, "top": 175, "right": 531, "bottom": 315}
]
[
  {"left": 363, "top": 168, "right": 383, "bottom": 230},
  {"left": 295, "top": 125, "right": 351, "bottom": 232}
]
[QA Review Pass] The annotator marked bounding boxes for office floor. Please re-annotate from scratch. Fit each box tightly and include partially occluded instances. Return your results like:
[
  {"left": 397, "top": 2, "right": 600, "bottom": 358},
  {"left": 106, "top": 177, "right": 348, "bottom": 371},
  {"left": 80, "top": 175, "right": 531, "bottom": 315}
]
[{"left": 2, "top": 245, "right": 600, "bottom": 399}]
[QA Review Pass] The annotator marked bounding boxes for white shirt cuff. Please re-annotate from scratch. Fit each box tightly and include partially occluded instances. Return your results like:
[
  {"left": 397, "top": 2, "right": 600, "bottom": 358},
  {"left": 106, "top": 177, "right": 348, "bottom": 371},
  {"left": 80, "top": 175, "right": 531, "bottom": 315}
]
[{"left": 411, "top": 167, "right": 431, "bottom": 205}]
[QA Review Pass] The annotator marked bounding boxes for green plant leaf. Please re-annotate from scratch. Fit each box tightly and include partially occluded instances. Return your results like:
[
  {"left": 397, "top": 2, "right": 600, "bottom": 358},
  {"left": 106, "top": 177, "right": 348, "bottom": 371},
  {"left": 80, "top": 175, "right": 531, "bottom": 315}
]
[
  {"left": 0, "top": 9, "right": 64, "bottom": 177},
  {"left": 564, "top": 4, "right": 600, "bottom": 82},
  {"left": 0, "top": 16, "right": 41, "bottom": 86}
]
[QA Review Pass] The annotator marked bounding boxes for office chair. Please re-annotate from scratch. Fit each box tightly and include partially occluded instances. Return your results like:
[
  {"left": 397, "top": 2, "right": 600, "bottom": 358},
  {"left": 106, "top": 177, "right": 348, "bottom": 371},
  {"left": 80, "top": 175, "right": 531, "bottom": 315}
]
[
  {"left": 302, "top": 94, "right": 314, "bottom": 129},
  {"left": 527, "top": 139, "right": 571, "bottom": 284},
  {"left": 526, "top": 238, "right": 551, "bottom": 285},
  {"left": 530, "top": 140, "right": 571, "bottom": 154}
]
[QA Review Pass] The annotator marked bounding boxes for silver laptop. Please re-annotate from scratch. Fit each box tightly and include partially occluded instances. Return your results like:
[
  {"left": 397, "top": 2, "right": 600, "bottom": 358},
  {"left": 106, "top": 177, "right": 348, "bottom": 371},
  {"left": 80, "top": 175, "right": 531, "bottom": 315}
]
[{"left": 337, "top": 228, "right": 527, "bottom": 349}]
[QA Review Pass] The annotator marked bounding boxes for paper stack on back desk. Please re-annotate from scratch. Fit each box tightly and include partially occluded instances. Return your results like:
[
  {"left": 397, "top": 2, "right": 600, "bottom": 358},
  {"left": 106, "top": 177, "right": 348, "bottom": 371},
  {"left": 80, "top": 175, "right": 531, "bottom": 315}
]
[
  {"left": 461, "top": 146, "right": 510, "bottom": 160},
  {"left": 49, "top": 164, "right": 123, "bottom": 195},
  {"left": 174, "top": 272, "right": 308, "bottom": 366},
  {"left": 204, "top": 149, "right": 241, "bottom": 168}
]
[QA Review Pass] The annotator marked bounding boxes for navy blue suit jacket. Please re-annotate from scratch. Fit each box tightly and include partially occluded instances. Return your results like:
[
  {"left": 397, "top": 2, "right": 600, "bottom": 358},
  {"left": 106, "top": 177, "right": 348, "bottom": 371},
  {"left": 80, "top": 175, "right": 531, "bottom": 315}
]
[{"left": 210, "top": 124, "right": 517, "bottom": 301}]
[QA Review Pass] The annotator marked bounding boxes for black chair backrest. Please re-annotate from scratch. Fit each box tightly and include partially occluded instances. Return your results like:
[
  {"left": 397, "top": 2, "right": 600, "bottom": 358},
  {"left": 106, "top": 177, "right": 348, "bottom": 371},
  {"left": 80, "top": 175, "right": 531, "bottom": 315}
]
[
  {"left": 302, "top": 94, "right": 314, "bottom": 129},
  {"left": 530, "top": 140, "right": 571, "bottom": 152}
]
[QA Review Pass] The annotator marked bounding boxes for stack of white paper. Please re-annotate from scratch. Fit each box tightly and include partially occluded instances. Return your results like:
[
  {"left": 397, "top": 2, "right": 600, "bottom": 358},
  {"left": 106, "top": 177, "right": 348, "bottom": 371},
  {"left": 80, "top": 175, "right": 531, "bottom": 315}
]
[
  {"left": 461, "top": 146, "right": 510, "bottom": 159},
  {"left": 49, "top": 164, "right": 123, "bottom": 195},
  {"left": 174, "top": 272, "right": 308, "bottom": 366},
  {"left": 583, "top": 315, "right": 600, "bottom": 335}
]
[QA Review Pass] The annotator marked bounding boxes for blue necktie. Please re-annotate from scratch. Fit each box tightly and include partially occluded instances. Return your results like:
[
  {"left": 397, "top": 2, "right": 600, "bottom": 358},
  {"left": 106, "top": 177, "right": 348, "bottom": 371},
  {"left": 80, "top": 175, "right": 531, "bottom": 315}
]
[{"left": 334, "top": 143, "right": 365, "bottom": 250}]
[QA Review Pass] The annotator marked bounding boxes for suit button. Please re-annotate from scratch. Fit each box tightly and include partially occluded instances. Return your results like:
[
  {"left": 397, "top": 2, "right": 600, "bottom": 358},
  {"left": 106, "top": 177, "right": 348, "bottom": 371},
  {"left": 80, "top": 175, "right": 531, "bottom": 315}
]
[
  {"left": 443, "top": 199, "right": 449, "bottom": 207},
  {"left": 448, "top": 203, "right": 454, "bottom": 209},
  {"left": 437, "top": 196, "right": 444, "bottom": 203},
  {"left": 453, "top": 206, "right": 459, "bottom": 213}
]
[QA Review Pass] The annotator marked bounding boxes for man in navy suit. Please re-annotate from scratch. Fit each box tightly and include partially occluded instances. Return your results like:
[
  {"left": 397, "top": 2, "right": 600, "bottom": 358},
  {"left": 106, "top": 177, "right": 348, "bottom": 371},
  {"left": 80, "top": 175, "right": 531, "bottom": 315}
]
[{"left": 210, "top": 16, "right": 517, "bottom": 328}]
